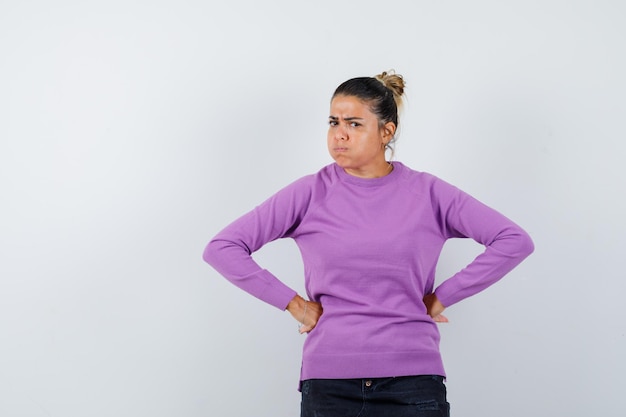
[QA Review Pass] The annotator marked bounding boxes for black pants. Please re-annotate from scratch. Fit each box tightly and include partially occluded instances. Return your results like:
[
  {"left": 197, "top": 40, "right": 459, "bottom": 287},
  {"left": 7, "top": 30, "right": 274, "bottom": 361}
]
[{"left": 300, "top": 375, "right": 450, "bottom": 417}]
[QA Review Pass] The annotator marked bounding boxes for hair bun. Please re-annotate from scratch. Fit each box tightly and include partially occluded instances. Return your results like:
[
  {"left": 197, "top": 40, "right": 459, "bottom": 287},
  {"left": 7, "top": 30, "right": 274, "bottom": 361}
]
[{"left": 375, "top": 70, "right": 405, "bottom": 108}]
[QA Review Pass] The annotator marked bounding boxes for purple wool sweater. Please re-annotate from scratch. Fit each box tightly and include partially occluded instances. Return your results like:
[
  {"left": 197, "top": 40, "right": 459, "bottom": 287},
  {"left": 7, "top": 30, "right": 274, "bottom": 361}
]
[{"left": 203, "top": 162, "right": 534, "bottom": 382}]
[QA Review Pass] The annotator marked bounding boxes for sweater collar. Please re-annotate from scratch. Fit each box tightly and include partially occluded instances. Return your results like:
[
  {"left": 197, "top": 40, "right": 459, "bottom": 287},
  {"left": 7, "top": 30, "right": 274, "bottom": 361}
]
[{"left": 332, "top": 161, "right": 403, "bottom": 187}]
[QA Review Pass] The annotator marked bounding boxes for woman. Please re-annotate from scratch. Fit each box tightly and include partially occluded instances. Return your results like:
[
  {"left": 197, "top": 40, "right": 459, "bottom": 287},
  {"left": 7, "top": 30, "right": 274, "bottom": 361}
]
[{"left": 203, "top": 71, "right": 534, "bottom": 416}]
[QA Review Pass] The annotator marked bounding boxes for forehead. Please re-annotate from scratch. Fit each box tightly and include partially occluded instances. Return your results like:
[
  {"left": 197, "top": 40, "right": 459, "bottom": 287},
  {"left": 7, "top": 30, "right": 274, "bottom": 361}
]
[{"left": 329, "top": 95, "right": 376, "bottom": 117}]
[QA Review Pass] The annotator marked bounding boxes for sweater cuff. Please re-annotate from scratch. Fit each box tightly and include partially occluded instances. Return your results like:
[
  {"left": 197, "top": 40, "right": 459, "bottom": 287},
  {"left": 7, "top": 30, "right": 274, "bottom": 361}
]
[{"left": 254, "top": 269, "right": 298, "bottom": 310}]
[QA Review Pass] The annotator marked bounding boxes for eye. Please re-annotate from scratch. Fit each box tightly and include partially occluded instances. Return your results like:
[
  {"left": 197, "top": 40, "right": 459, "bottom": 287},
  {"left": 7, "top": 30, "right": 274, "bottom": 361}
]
[
  {"left": 328, "top": 120, "right": 338, "bottom": 126},
  {"left": 350, "top": 122, "right": 360, "bottom": 127}
]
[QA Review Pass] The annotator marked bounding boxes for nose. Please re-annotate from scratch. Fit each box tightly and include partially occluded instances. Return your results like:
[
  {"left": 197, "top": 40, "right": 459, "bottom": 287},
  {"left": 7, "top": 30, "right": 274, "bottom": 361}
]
[{"left": 336, "top": 125, "right": 348, "bottom": 141}]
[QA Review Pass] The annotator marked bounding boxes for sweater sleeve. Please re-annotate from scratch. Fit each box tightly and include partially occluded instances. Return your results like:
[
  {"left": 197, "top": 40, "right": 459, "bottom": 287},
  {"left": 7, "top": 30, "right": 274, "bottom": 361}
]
[
  {"left": 202, "top": 177, "right": 314, "bottom": 310},
  {"left": 431, "top": 178, "right": 534, "bottom": 308}
]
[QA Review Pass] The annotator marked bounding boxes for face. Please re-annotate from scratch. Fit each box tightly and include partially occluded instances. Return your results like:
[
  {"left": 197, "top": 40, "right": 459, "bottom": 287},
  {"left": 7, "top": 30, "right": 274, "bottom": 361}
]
[{"left": 327, "top": 95, "right": 395, "bottom": 178}]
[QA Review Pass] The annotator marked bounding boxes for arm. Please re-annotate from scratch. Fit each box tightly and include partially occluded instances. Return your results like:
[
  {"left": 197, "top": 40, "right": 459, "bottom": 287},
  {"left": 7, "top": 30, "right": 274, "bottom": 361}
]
[
  {"left": 431, "top": 180, "right": 535, "bottom": 309},
  {"left": 203, "top": 177, "right": 313, "bottom": 311}
]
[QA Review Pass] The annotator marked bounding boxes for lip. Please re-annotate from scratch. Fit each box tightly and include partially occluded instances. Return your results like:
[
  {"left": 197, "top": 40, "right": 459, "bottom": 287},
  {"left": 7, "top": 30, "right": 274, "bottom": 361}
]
[{"left": 333, "top": 147, "right": 348, "bottom": 152}]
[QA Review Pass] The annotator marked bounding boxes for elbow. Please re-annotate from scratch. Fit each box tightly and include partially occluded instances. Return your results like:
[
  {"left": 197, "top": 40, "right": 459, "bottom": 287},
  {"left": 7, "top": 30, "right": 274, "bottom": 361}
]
[
  {"left": 515, "top": 228, "right": 535, "bottom": 260},
  {"left": 522, "top": 227, "right": 535, "bottom": 255},
  {"left": 493, "top": 226, "right": 535, "bottom": 261},
  {"left": 203, "top": 236, "right": 250, "bottom": 268},
  {"left": 202, "top": 239, "right": 221, "bottom": 266}
]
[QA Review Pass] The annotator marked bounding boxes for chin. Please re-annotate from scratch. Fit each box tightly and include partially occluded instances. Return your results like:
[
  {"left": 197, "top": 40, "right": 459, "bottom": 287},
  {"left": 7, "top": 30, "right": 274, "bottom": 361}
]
[{"left": 331, "top": 155, "right": 349, "bottom": 167}]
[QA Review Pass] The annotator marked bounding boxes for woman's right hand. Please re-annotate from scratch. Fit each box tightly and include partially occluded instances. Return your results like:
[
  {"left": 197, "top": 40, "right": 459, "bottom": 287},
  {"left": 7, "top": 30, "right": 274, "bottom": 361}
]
[{"left": 286, "top": 295, "right": 323, "bottom": 334}]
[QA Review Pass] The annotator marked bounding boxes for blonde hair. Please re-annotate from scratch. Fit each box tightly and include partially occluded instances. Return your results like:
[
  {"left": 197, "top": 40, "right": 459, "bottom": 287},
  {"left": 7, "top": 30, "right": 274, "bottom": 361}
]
[{"left": 374, "top": 70, "right": 405, "bottom": 115}]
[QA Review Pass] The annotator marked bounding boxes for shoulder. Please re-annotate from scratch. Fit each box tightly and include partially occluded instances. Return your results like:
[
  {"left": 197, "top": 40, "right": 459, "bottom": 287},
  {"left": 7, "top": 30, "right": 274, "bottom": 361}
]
[
  {"left": 394, "top": 162, "right": 460, "bottom": 197},
  {"left": 283, "top": 163, "right": 337, "bottom": 191},
  {"left": 263, "top": 163, "right": 338, "bottom": 205}
]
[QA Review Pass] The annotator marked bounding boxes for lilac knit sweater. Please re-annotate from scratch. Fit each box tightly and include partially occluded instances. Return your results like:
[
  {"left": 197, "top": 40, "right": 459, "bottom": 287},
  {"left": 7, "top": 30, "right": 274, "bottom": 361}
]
[{"left": 203, "top": 162, "right": 533, "bottom": 382}]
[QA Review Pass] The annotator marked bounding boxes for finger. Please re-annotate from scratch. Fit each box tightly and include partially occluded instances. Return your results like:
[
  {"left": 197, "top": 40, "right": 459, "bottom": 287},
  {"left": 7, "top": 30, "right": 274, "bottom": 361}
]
[
  {"left": 434, "top": 314, "right": 449, "bottom": 323},
  {"left": 300, "top": 321, "right": 318, "bottom": 333}
]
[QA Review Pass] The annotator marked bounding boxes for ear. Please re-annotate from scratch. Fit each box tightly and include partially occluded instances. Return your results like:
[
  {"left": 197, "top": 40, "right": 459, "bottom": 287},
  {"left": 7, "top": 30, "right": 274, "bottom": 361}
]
[{"left": 381, "top": 122, "right": 396, "bottom": 143}]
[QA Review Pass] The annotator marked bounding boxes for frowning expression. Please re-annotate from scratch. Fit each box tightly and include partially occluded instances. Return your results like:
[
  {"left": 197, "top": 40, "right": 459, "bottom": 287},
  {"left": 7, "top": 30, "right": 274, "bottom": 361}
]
[{"left": 327, "top": 95, "right": 394, "bottom": 178}]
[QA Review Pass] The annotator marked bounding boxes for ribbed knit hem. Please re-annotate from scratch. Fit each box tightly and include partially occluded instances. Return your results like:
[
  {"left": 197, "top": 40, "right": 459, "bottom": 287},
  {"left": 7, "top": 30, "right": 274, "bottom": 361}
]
[{"left": 300, "top": 350, "right": 446, "bottom": 381}]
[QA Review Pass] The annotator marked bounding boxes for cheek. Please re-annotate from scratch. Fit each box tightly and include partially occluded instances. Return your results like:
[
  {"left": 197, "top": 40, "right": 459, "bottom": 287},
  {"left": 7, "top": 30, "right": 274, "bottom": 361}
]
[{"left": 363, "top": 135, "right": 381, "bottom": 152}]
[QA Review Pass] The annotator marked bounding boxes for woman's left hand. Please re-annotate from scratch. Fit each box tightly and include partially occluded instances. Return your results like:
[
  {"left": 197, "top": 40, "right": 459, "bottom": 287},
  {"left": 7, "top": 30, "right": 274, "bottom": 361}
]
[{"left": 423, "top": 293, "right": 448, "bottom": 323}]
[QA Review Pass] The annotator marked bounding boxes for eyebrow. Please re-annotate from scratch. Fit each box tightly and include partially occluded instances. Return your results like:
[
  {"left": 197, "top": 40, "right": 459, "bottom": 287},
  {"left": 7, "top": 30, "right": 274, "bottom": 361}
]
[{"left": 328, "top": 116, "right": 365, "bottom": 121}]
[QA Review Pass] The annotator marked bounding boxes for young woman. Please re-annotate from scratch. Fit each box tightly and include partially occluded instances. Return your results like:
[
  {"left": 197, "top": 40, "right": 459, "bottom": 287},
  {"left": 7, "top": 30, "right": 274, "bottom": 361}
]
[{"left": 203, "top": 71, "right": 534, "bottom": 416}]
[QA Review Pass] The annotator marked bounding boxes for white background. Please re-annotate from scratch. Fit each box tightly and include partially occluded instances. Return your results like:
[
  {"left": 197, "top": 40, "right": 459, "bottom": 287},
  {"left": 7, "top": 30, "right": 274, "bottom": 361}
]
[{"left": 1, "top": 1, "right": 624, "bottom": 416}]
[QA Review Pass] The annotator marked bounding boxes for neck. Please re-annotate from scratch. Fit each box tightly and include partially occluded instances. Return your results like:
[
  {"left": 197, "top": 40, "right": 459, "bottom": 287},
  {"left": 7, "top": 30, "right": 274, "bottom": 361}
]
[{"left": 344, "top": 161, "right": 393, "bottom": 178}]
